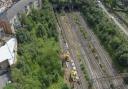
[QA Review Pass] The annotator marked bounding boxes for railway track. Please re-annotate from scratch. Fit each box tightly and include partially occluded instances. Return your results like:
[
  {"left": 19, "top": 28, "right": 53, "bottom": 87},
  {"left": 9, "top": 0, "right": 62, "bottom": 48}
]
[
  {"left": 77, "top": 13, "right": 127, "bottom": 89},
  {"left": 57, "top": 12, "right": 111, "bottom": 89},
  {"left": 57, "top": 12, "right": 106, "bottom": 89},
  {"left": 65, "top": 13, "right": 113, "bottom": 89},
  {"left": 56, "top": 13, "right": 87, "bottom": 89},
  {"left": 66, "top": 12, "right": 127, "bottom": 89},
  {"left": 55, "top": 9, "right": 127, "bottom": 89}
]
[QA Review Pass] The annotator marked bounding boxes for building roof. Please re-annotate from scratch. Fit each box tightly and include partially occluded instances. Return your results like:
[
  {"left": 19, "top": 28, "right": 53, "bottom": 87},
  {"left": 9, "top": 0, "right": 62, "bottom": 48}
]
[
  {"left": 0, "top": 0, "right": 39, "bottom": 21},
  {"left": 0, "top": 38, "right": 17, "bottom": 65}
]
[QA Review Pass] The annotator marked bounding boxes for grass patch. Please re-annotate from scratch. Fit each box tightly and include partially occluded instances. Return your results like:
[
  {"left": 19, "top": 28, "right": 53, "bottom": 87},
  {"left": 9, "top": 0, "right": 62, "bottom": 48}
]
[{"left": 48, "top": 77, "right": 64, "bottom": 89}]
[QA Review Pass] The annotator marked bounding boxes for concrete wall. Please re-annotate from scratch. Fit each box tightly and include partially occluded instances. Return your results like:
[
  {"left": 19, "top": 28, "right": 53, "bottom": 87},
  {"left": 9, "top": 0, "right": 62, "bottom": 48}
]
[
  {"left": 9, "top": 15, "right": 17, "bottom": 33},
  {"left": 9, "top": 0, "right": 41, "bottom": 32},
  {"left": 0, "top": 60, "right": 9, "bottom": 69}
]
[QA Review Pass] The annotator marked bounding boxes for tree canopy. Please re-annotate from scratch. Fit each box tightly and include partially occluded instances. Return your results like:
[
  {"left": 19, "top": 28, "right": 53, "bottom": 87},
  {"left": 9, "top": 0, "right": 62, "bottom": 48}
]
[{"left": 4, "top": 0, "right": 68, "bottom": 89}]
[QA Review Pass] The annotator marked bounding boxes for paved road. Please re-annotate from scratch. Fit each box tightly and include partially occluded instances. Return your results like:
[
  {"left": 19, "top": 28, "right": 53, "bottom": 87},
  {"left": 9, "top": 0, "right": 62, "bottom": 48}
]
[
  {"left": 97, "top": 0, "right": 128, "bottom": 37},
  {"left": 0, "top": 73, "right": 10, "bottom": 89}
]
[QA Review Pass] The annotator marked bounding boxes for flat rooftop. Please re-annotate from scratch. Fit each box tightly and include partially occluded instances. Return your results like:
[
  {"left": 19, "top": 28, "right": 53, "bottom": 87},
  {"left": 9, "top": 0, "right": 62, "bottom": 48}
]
[{"left": 0, "top": 37, "right": 17, "bottom": 65}]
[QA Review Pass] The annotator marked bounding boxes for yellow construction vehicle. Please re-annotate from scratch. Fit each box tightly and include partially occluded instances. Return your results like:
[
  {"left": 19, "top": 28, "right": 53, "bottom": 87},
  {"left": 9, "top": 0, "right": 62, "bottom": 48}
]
[
  {"left": 69, "top": 69, "right": 79, "bottom": 82},
  {"left": 62, "top": 51, "right": 70, "bottom": 62}
]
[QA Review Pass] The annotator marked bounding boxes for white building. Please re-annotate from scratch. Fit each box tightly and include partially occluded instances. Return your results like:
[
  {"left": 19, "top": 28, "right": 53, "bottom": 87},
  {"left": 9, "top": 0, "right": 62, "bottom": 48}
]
[
  {"left": 0, "top": 0, "right": 42, "bottom": 67},
  {"left": 0, "top": 0, "right": 42, "bottom": 87},
  {"left": 0, "top": 38, "right": 17, "bottom": 68}
]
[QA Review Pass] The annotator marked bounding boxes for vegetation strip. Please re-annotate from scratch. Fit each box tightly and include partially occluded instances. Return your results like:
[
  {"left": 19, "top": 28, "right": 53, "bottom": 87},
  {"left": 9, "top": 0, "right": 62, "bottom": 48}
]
[{"left": 4, "top": 1, "right": 69, "bottom": 89}]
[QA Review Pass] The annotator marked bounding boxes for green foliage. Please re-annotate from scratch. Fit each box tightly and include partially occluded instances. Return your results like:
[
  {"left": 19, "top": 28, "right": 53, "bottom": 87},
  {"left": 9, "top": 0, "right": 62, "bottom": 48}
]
[
  {"left": 103, "top": 0, "right": 128, "bottom": 11},
  {"left": 49, "top": 0, "right": 80, "bottom": 4},
  {"left": 118, "top": 53, "right": 128, "bottom": 66},
  {"left": 5, "top": 1, "right": 64, "bottom": 89},
  {"left": 110, "top": 36, "right": 121, "bottom": 50},
  {"left": 20, "top": 14, "right": 33, "bottom": 31},
  {"left": 36, "top": 24, "right": 47, "bottom": 38},
  {"left": 4, "top": 84, "right": 15, "bottom": 89},
  {"left": 16, "top": 29, "right": 32, "bottom": 44},
  {"left": 62, "top": 84, "right": 69, "bottom": 89},
  {"left": 47, "top": 77, "right": 64, "bottom": 89}
]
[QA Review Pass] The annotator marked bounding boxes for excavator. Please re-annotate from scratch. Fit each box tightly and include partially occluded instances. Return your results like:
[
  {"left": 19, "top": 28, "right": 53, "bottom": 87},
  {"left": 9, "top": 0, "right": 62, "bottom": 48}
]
[
  {"left": 69, "top": 68, "right": 79, "bottom": 82},
  {"left": 62, "top": 51, "right": 70, "bottom": 62}
]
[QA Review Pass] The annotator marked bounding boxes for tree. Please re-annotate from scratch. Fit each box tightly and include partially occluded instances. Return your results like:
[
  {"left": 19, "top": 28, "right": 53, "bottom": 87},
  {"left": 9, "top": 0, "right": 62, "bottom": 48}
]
[
  {"left": 16, "top": 30, "right": 31, "bottom": 43},
  {"left": 104, "top": 0, "right": 117, "bottom": 9},
  {"left": 62, "top": 84, "right": 69, "bottom": 89},
  {"left": 5, "top": 0, "right": 64, "bottom": 89},
  {"left": 118, "top": 53, "right": 128, "bottom": 66},
  {"left": 36, "top": 24, "right": 47, "bottom": 38},
  {"left": 110, "top": 36, "right": 121, "bottom": 50}
]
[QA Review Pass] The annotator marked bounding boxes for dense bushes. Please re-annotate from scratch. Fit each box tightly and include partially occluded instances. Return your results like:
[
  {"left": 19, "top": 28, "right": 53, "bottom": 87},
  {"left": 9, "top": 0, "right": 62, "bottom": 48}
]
[
  {"left": 4, "top": 1, "right": 65, "bottom": 89},
  {"left": 80, "top": 0, "right": 128, "bottom": 70},
  {"left": 16, "top": 30, "right": 32, "bottom": 44},
  {"left": 49, "top": 0, "right": 80, "bottom": 4}
]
